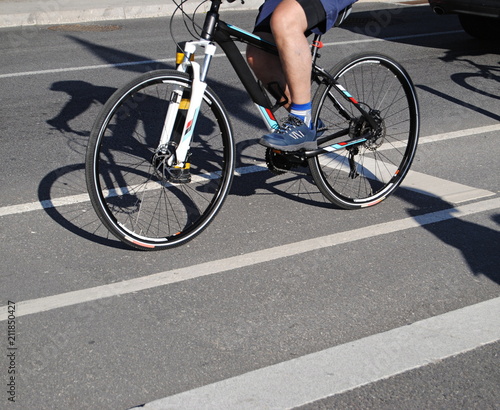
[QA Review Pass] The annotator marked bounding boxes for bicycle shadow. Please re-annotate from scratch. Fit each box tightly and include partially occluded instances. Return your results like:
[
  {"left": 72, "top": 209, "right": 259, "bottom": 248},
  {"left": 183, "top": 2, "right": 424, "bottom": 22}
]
[
  {"left": 342, "top": 3, "right": 500, "bottom": 123},
  {"left": 38, "top": 156, "right": 500, "bottom": 288},
  {"left": 63, "top": 36, "right": 267, "bottom": 129},
  {"left": 40, "top": 31, "right": 338, "bottom": 248},
  {"left": 47, "top": 36, "right": 271, "bottom": 160},
  {"left": 37, "top": 163, "right": 130, "bottom": 249},
  {"left": 37, "top": 144, "right": 334, "bottom": 250},
  {"left": 416, "top": 50, "right": 500, "bottom": 124}
]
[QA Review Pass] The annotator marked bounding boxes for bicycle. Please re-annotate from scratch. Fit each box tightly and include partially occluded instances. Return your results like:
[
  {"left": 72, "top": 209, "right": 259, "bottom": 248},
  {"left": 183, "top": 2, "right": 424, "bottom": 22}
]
[{"left": 85, "top": 0, "right": 420, "bottom": 251}]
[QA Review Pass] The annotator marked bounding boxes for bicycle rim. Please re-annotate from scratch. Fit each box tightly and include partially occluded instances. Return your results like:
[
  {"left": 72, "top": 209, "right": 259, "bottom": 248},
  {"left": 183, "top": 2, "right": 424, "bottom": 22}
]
[
  {"left": 310, "top": 54, "right": 419, "bottom": 209},
  {"left": 85, "top": 70, "right": 235, "bottom": 250}
]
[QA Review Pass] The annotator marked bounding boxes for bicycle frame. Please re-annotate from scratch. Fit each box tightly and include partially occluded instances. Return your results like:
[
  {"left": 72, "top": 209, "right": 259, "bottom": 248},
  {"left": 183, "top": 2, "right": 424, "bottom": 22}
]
[{"left": 161, "top": 0, "right": 378, "bottom": 165}]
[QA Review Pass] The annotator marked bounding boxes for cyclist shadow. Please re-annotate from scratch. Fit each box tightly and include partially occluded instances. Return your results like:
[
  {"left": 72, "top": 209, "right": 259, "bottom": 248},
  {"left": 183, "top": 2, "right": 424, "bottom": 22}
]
[
  {"left": 47, "top": 80, "right": 116, "bottom": 136},
  {"left": 396, "top": 188, "right": 500, "bottom": 285}
]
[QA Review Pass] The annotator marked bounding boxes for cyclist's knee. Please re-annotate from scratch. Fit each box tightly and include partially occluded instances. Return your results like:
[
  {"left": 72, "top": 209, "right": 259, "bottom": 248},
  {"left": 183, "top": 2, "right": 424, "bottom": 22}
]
[{"left": 270, "top": 0, "right": 307, "bottom": 38}]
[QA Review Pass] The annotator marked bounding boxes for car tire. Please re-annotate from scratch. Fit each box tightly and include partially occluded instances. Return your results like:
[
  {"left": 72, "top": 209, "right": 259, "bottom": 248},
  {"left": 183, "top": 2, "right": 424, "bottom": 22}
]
[{"left": 458, "top": 14, "right": 500, "bottom": 40}]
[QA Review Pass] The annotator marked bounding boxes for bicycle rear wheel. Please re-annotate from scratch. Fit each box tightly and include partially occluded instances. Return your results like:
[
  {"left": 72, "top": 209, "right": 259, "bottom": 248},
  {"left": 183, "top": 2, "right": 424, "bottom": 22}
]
[
  {"left": 85, "top": 70, "right": 235, "bottom": 250},
  {"left": 309, "top": 53, "right": 419, "bottom": 209}
]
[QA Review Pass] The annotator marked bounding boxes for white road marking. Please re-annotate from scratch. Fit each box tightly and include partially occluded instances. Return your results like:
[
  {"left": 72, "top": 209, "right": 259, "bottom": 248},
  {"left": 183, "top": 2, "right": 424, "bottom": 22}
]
[
  {"left": 0, "top": 196, "right": 498, "bottom": 321},
  {"left": 0, "top": 193, "right": 91, "bottom": 217},
  {"left": 134, "top": 297, "right": 500, "bottom": 409},
  {"left": 0, "top": 124, "right": 497, "bottom": 218},
  {"left": 327, "top": 30, "right": 464, "bottom": 47},
  {"left": 402, "top": 171, "right": 494, "bottom": 203}
]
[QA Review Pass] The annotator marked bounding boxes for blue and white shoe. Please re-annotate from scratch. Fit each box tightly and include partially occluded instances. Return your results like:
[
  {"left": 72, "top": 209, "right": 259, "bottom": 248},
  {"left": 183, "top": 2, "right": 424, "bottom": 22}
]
[{"left": 260, "top": 115, "right": 318, "bottom": 151}]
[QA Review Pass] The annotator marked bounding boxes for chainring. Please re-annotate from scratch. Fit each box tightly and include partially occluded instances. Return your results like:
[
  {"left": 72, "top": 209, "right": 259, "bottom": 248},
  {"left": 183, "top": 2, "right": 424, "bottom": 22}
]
[{"left": 265, "top": 148, "right": 308, "bottom": 175}]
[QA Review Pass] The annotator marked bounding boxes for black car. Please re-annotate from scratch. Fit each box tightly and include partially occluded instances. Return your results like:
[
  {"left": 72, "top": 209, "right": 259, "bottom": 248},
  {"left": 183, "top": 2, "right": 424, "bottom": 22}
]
[{"left": 429, "top": 0, "right": 500, "bottom": 39}]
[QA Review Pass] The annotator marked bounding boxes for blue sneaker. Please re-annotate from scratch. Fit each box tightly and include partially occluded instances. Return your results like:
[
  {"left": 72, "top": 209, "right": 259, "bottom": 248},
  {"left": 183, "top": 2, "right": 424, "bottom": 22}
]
[{"left": 260, "top": 115, "right": 318, "bottom": 151}]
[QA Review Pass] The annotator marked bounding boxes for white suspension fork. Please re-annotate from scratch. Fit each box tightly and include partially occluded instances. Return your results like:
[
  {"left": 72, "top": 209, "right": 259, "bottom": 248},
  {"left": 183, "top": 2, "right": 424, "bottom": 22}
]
[{"left": 157, "top": 40, "right": 216, "bottom": 166}]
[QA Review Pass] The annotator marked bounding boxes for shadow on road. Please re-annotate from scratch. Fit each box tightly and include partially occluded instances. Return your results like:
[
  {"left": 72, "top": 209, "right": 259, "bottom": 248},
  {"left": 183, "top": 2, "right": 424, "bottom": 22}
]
[{"left": 396, "top": 188, "right": 500, "bottom": 286}]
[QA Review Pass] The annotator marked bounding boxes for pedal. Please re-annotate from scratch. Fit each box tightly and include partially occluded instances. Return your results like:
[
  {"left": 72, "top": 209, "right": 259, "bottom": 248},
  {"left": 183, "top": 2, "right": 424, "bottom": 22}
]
[{"left": 168, "top": 164, "right": 191, "bottom": 184}]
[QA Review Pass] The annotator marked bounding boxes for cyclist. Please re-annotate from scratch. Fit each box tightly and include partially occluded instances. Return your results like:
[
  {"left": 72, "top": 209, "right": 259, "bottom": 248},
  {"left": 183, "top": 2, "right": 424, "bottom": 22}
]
[{"left": 246, "top": 0, "right": 357, "bottom": 151}]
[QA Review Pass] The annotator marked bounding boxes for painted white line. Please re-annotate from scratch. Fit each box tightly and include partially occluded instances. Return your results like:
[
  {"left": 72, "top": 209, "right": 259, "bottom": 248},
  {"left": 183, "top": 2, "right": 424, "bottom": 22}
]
[
  {"left": 135, "top": 297, "right": 500, "bottom": 409},
  {"left": 0, "top": 193, "right": 91, "bottom": 217},
  {"left": 320, "top": 154, "right": 494, "bottom": 204},
  {"left": 0, "top": 30, "right": 462, "bottom": 79},
  {"left": 418, "top": 124, "right": 500, "bottom": 144},
  {"left": 0, "top": 58, "right": 169, "bottom": 79},
  {"left": 403, "top": 124, "right": 500, "bottom": 203},
  {"left": 0, "top": 164, "right": 268, "bottom": 218},
  {"left": 0, "top": 56, "right": 216, "bottom": 79},
  {"left": 320, "top": 153, "right": 494, "bottom": 204},
  {"left": 0, "top": 196, "right": 498, "bottom": 321},
  {"left": 0, "top": 124, "right": 498, "bottom": 218},
  {"left": 327, "top": 30, "right": 463, "bottom": 46},
  {"left": 402, "top": 171, "right": 494, "bottom": 203}
]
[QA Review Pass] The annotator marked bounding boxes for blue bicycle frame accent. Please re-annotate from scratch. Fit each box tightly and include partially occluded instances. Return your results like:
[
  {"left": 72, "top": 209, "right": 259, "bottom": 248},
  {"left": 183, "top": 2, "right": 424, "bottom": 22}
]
[{"left": 225, "top": 24, "right": 276, "bottom": 46}]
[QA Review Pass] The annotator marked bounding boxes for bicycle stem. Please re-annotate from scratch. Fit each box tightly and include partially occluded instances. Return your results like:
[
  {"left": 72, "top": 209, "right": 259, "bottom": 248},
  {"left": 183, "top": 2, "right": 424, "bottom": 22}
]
[{"left": 201, "top": 0, "right": 222, "bottom": 40}]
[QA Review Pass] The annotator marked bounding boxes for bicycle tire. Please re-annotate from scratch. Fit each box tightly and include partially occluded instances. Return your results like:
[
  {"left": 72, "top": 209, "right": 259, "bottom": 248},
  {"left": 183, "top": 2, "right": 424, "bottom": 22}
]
[
  {"left": 309, "top": 53, "right": 420, "bottom": 209},
  {"left": 85, "top": 70, "right": 235, "bottom": 250}
]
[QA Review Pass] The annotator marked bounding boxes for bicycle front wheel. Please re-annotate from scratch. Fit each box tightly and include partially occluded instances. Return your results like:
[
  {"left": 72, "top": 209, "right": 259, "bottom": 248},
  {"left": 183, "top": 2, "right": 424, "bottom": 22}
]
[
  {"left": 85, "top": 70, "right": 235, "bottom": 250},
  {"left": 309, "top": 53, "right": 420, "bottom": 209}
]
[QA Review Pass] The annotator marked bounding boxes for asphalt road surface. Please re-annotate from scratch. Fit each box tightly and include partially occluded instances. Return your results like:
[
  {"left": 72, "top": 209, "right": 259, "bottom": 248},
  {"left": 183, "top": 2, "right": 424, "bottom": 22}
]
[{"left": 0, "top": 2, "right": 499, "bottom": 409}]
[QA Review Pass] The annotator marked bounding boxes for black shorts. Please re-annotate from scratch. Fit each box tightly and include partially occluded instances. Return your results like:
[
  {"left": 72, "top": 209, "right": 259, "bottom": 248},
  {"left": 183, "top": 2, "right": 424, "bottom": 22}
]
[{"left": 253, "top": 0, "right": 327, "bottom": 35}]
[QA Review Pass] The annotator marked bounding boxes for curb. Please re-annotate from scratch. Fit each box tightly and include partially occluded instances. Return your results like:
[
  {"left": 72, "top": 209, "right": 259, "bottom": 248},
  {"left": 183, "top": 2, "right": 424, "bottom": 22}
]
[
  {"left": 0, "top": 0, "right": 262, "bottom": 28},
  {"left": 0, "top": 0, "right": 408, "bottom": 29}
]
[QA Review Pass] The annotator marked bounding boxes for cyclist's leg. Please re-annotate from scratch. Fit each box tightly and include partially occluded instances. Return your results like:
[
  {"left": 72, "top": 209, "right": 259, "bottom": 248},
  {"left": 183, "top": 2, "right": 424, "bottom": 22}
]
[
  {"left": 247, "top": 0, "right": 322, "bottom": 108},
  {"left": 270, "top": 0, "right": 311, "bottom": 106},
  {"left": 248, "top": 0, "right": 331, "bottom": 151},
  {"left": 246, "top": 32, "right": 290, "bottom": 109}
]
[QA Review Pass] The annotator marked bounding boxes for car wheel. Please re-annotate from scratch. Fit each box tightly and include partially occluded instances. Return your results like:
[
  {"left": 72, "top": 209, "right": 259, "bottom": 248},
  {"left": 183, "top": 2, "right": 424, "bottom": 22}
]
[{"left": 458, "top": 14, "right": 500, "bottom": 40}]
